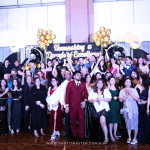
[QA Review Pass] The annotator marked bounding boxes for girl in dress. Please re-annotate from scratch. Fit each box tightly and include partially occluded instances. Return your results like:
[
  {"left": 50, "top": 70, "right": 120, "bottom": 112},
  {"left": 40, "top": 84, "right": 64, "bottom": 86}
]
[
  {"left": 109, "top": 57, "right": 119, "bottom": 76},
  {"left": 107, "top": 76, "right": 121, "bottom": 142},
  {"left": 88, "top": 79, "right": 111, "bottom": 144},
  {"left": 40, "top": 62, "right": 46, "bottom": 80},
  {"left": 119, "top": 78, "right": 139, "bottom": 145},
  {"left": 137, "top": 58, "right": 149, "bottom": 75},
  {"left": 47, "top": 77, "right": 64, "bottom": 140},
  {"left": 0, "top": 79, "right": 11, "bottom": 135},
  {"left": 130, "top": 70, "right": 140, "bottom": 87},
  {"left": 10, "top": 79, "right": 22, "bottom": 134}
]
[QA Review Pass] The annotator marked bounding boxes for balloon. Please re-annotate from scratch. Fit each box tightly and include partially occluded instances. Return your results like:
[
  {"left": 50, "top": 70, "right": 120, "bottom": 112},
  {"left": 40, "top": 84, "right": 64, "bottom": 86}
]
[
  {"left": 93, "top": 38, "right": 97, "bottom": 42},
  {"left": 40, "top": 42, "right": 45, "bottom": 49},
  {"left": 46, "top": 34, "right": 50, "bottom": 40},
  {"left": 102, "top": 43, "right": 108, "bottom": 48},
  {"left": 37, "top": 40, "right": 41, "bottom": 45},
  {"left": 92, "top": 33, "right": 98, "bottom": 39},
  {"left": 44, "top": 40, "right": 48, "bottom": 44},
  {"left": 25, "top": 66, "right": 29, "bottom": 70},
  {"left": 38, "top": 28, "right": 43, "bottom": 33},
  {"left": 106, "top": 29, "right": 111, "bottom": 35},
  {"left": 40, "top": 36, "right": 45, "bottom": 41},
  {"left": 48, "top": 39, "right": 53, "bottom": 44},
  {"left": 103, "top": 36, "right": 109, "bottom": 41},
  {"left": 37, "top": 33, "right": 41, "bottom": 39},
  {"left": 37, "top": 64, "right": 41, "bottom": 68},
  {"left": 46, "top": 43, "right": 49, "bottom": 46},
  {"left": 51, "top": 34, "right": 56, "bottom": 39},
  {"left": 100, "top": 26, "right": 105, "bottom": 32},
  {"left": 42, "top": 30, "right": 47, "bottom": 36},
  {"left": 96, "top": 31, "right": 102, "bottom": 38},
  {"left": 101, "top": 31, "right": 106, "bottom": 37},
  {"left": 95, "top": 39, "right": 101, "bottom": 46},
  {"left": 47, "top": 29, "right": 52, "bottom": 35}
]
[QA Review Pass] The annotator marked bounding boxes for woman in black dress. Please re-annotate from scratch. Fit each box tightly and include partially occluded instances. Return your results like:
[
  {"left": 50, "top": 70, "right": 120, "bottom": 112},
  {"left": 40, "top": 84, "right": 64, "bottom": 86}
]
[
  {"left": 30, "top": 77, "right": 47, "bottom": 137},
  {"left": 10, "top": 79, "right": 22, "bottom": 134},
  {"left": 0, "top": 79, "right": 12, "bottom": 135}
]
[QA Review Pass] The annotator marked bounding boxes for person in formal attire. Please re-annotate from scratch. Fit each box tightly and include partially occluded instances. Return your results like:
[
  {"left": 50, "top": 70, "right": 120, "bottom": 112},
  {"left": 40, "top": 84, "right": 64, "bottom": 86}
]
[
  {"left": 45, "top": 60, "right": 56, "bottom": 87},
  {"left": 120, "top": 56, "right": 137, "bottom": 76},
  {"left": 85, "top": 74, "right": 93, "bottom": 139},
  {"left": 137, "top": 58, "right": 149, "bottom": 75},
  {"left": 23, "top": 75, "right": 33, "bottom": 133},
  {"left": 58, "top": 67, "right": 66, "bottom": 85},
  {"left": 81, "top": 67, "right": 89, "bottom": 82},
  {"left": 107, "top": 76, "right": 121, "bottom": 142},
  {"left": 30, "top": 77, "right": 47, "bottom": 137},
  {"left": 74, "top": 56, "right": 92, "bottom": 71},
  {"left": 1, "top": 59, "right": 11, "bottom": 80},
  {"left": 114, "top": 73, "right": 122, "bottom": 87},
  {"left": 88, "top": 79, "right": 111, "bottom": 144},
  {"left": 14, "top": 60, "right": 20, "bottom": 71},
  {"left": 119, "top": 78, "right": 139, "bottom": 145},
  {"left": 60, "top": 71, "right": 72, "bottom": 139},
  {"left": 4, "top": 74, "right": 12, "bottom": 132},
  {"left": 88, "top": 55, "right": 97, "bottom": 73},
  {"left": 28, "top": 59, "right": 40, "bottom": 78},
  {"left": 46, "top": 77, "right": 64, "bottom": 140},
  {"left": 38, "top": 71, "right": 48, "bottom": 89},
  {"left": 10, "top": 79, "right": 22, "bottom": 134},
  {"left": 10, "top": 68, "right": 22, "bottom": 85},
  {"left": 135, "top": 75, "right": 150, "bottom": 143},
  {"left": 109, "top": 57, "right": 120, "bottom": 76},
  {"left": 40, "top": 62, "right": 46, "bottom": 80},
  {"left": 130, "top": 70, "right": 140, "bottom": 87},
  {"left": 65, "top": 71, "right": 88, "bottom": 142},
  {"left": 0, "top": 79, "right": 12, "bottom": 135},
  {"left": 17, "top": 64, "right": 25, "bottom": 79}
]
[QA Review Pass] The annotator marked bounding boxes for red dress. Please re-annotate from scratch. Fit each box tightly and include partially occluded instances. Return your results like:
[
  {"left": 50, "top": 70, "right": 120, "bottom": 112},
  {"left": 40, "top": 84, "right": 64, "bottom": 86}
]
[{"left": 50, "top": 89, "right": 64, "bottom": 131}]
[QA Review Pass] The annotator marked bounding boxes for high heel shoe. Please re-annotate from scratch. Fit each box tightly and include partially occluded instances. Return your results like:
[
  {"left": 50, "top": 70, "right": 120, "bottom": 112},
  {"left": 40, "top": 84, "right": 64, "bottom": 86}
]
[
  {"left": 56, "top": 131, "right": 60, "bottom": 136},
  {"left": 51, "top": 134, "right": 56, "bottom": 140},
  {"left": 11, "top": 130, "right": 14, "bottom": 134},
  {"left": 102, "top": 140, "right": 109, "bottom": 145},
  {"left": 114, "top": 135, "right": 118, "bottom": 140},
  {"left": 110, "top": 135, "right": 116, "bottom": 142}
]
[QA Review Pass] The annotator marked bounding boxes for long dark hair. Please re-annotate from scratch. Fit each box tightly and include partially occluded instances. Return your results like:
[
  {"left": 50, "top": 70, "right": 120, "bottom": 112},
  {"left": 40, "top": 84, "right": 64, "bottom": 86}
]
[
  {"left": 108, "top": 76, "right": 120, "bottom": 93},
  {"left": 12, "top": 79, "right": 20, "bottom": 90},
  {"left": 136, "top": 58, "right": 144, "bottom": 67},
  {"left": 130, "top": 70, "right": 139, "bottom": 80},
  {"left": 50, "top": 77, "right": 59, "bottom": 89},
  {"left": 93, "top": 78, "right": 106, "bottom": 94},
  {"left": 85, "top": 74, "right": 92, "bottom": 83},
  {"left": 140, "top": 75, "right": 149, "bottom": 89},
  {"left": 0, "top": 79, "right": 8, "bottom": 90},
  {"left": 109, "top": 57, "right": 117, "bottom": 70},
  {"left": 98, "top": 60, "right": 107, "bottom": 72},
  {"left": 123, "top": 77, "right": 133, "bottom": 88},
  {"left": 40, "top": 62, "right": 46, "bottom": 69}
]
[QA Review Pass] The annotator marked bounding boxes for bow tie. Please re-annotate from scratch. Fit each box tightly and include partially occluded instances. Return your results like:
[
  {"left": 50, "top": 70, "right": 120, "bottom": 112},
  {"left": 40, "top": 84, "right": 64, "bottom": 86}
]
[{"left": 126, "top": 65, "right": 130, "bottom": 66}]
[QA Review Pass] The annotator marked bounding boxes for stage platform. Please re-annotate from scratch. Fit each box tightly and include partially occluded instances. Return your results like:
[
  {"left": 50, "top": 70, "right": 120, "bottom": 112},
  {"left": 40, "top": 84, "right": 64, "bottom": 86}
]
[{"left": 0, "top": 127, "right": 150, "bottom": 150}]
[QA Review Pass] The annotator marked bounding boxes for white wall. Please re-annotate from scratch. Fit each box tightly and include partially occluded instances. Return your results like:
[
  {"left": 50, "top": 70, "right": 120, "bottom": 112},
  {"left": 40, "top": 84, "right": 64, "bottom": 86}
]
[
  {"left": 0, "top": 4, "right": 66, "bottom": 47},
  {"left": 94, "top": 0, "right": 150, "bottom": 42}
]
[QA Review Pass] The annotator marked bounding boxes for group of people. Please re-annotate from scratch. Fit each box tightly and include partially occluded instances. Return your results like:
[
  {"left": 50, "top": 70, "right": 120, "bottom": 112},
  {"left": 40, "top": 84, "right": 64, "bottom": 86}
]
[{"left": 0, "top": 49, "right": 150, "bottom": 145}]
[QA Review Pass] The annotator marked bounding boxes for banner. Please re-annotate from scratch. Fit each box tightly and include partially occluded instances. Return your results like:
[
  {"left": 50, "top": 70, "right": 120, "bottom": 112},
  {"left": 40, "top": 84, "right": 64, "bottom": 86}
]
[{"left": 47, "top": 42, "right": 101, "bottom": 60}]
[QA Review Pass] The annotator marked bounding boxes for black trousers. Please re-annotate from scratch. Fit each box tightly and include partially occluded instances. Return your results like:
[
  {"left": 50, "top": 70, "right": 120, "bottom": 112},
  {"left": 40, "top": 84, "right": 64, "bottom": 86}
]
[
  {"left": 64, "top": 108, "right": 70, "bottom": 135},
  {"left": 24, "top": 107, "right": 31, "bottom": 130}
]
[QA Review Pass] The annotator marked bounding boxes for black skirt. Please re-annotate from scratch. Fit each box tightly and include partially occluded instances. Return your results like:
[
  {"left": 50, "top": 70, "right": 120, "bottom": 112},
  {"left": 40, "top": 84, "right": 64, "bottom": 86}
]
[
  {"left": 11, "top": 100, "right": 21, "bottom": 129},
  {"left": 0, "top": 98, "right": 9, "bottom": 135}
]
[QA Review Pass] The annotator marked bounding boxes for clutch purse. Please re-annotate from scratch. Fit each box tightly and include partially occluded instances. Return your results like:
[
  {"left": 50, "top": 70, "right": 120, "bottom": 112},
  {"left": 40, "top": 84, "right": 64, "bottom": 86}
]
[
  {"left": 120, "top": 108, "right": 129, "bottom": 114},
  {"left": 0, "top": 106, "right": 6, "bottom": 111}
]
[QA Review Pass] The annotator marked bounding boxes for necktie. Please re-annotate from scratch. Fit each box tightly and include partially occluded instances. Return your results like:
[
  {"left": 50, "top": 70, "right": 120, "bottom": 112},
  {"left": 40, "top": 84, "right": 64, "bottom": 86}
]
[{"left": 77, "top": 83, "right": 79, "bottom": 89}]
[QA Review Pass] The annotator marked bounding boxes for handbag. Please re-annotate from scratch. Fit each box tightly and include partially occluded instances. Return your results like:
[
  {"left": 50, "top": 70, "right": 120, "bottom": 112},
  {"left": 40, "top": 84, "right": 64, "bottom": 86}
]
[{"left": 120, "top": 108, "right": 129, "bottom": 114}]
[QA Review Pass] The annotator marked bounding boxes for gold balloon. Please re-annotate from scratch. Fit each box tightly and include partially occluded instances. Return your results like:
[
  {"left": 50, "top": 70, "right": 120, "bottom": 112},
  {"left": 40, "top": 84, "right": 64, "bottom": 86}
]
[
  {"left": 101, "top": 31, "right": 106, "bottom": 37},
  {"left": 47, "top": 29, "right": 52, "bottom": 35},
  {"left": 38, "top": 28, "right": 43, "bottom": 33},
  {"left": 96, "top": 31, "right": 102, "bottom": 38},
  {"left": 107, "top": 39, "right": 112, "bottom": 45},
  {"left": 37, "top": 35, "right": 41, "bottom": 39},
  {"left": 46, "top": 43, "right": 49, "bottom": 46},
  {"left": 40, "top": 42, "right": 45, "bottom": 48},
  {"left": 37, "top": 40, "right": 42, "bottom": 45},
  {"left": 106, "top": 29, "right": 111, "bottom": 35},
  {"left": 46, "top": 34, "right": 50, "bottom": 40},
  {"left": 27, "top": 63, "right": 30, "bottom": 67},
  {"left": 51, "top": 34, "right": 56, "bottom": 39},
  {"left": 100, "top": 26, "right": 105, "bottom": 32},
  {"left": 25, "top": 66, "right": 29, "bottom": 70},
  {"left": 48, "top": 39, "right": 53, "bottom": 44},
  {"left": 95, "top": 38, "right": 101, "bottom": 46},
  {"left": 92, "top": 33, "right": 98, "bottom": 38},
  {"left": 42, "top": 30, "right": 47, "bottom": 36},
  {"left": 40, "top": 36, "right": 45, "bottom": 41},
  {"left": 102, "top": 42, "right": 108, "bottom": 48},
  {"left": 36, "top": 64, "right": 40, "bottom": 68},
  {"left": 103, "top": 36, "right": 109, "bottom": 41},
  {"left": 44, "top": 40, "right": 48, "bottom": 44}
]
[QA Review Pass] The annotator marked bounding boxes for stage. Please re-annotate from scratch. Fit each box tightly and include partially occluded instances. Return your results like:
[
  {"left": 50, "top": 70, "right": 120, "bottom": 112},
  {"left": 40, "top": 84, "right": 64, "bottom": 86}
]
[{"left": 0, "top": 127, "right": 150, "bottom": 150}]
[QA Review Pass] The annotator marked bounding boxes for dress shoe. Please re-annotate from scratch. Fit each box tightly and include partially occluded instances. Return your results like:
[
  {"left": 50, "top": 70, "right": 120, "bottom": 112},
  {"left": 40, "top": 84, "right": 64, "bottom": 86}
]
[
  {"left": 72, "top": 136, "right": 77, "bottom": 142},
  {"left": 79, "top": 138, "right": 84, "bottom": 143},
  {"left": 65, "top": 134, "right": 70, "bottom": 140}
]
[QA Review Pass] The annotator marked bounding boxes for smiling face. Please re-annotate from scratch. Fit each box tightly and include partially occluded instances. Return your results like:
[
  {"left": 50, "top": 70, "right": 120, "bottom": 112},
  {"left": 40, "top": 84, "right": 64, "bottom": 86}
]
[
  {"left": 131, "top": 71, "right": 137, "bottom": 79},
  {"left": 35, "top": 78, "right": 41, "bottom": 87},
  {"left": 1, "top": 79, "right": 6, "bottom": 87},
  {"left": 74, "top": 73, "right": 81, "bottom": 81},
  {"left": 109, "top": 77, "right": 116, "bottom": 85},
  {"left": 96, "top": 73, "right": 101, "bottom": 80},
  {"left": 86, "top": 74, "right": 91, "bottom": 83},
  {"left": 51, "top": 78, "right": 58, "bottom": 86},
  {"left": 13, "top": 79, "right": 18, "bottom": 87},
  {"left": 124, "top": 79, "right": 131, "bottom": 88},
  {"left": 48, "top": 61, "right": 52, "bottom": 67},
  {"left": 97, "top": 80, "right": 103, "bottom": 90},
  {"left": 111, "top": 58, "right": 115, "bottom": 64},
  {"left": 138, "top": 58, "right": 143, "bottom": 64}
]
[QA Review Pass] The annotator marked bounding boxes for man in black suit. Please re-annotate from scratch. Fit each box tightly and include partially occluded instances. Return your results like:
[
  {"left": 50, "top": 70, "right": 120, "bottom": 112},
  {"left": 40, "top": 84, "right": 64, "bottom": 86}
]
[
  {"left": 88, "top": 55, "right": 97, "bottom": 73},
  {"left": 23, "top": 75, "right": 33, "bottom": 133}
]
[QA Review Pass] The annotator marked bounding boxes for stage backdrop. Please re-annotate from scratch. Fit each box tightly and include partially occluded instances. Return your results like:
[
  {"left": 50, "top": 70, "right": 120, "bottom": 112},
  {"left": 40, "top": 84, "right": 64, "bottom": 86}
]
[{"left": 47, "top": 42, "right": 101, "bottom": 60}]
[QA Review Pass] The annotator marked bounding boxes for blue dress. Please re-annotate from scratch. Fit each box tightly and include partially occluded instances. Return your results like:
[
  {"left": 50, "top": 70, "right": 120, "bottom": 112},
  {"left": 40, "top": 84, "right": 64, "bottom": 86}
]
[{"left": 137, "top": 88, "right": 150, "bottom": 143}]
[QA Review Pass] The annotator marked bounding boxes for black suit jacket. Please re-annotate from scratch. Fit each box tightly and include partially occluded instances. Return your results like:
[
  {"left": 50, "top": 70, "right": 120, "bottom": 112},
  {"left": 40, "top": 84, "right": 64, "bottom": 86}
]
[
  {"left": 30, "top": 85, "right": 47, "bottom": 110},
  {"left": 23, "top": 84, "right": 32, "bottom": 107},
  {"left": 88, "top": 62, "right": 96, "bottom": 73}
]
